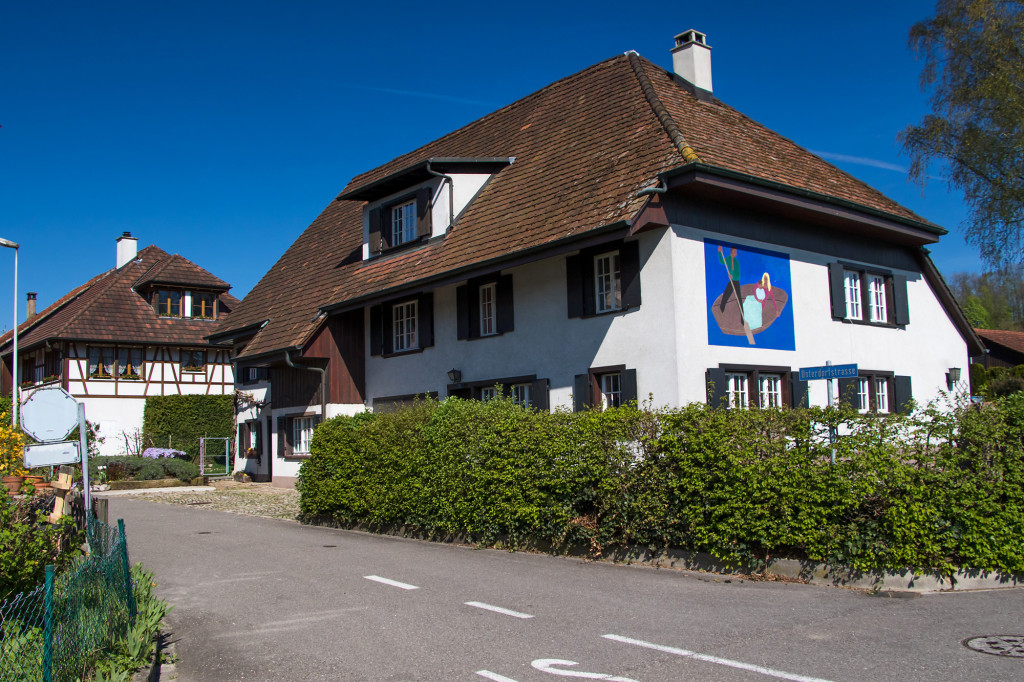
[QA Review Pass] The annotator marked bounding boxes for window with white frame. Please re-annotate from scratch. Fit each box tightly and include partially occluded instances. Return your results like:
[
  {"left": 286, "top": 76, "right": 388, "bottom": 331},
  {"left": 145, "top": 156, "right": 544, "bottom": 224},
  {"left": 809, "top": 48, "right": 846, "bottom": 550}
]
[
  {"left": 511, "top": 383, "right": 531, "bottom": 407},
  {"left": 479, "top": 282, "right": 496, "bottom": 336},
  {"left": 844, "top": 271, "right": 863, "bottom": 321},
  {"left": 599, "top": 372, "right": 622, "bottom": 409},
  {"left": 293, "top": 416, "right": 315, "bottom": 455},
  {"left": 726, "top": 373, "right": 749, "bottom": 409},
  {"left": 391, "top": 201, "right": 417, "bottom": 246},
  {"left": 856, "top": 378, "right": 871, "bottom": 413},
  {"left": 594, "top": 251, "right": 622, "bottom": 314},
  {"left": 868, "top": 274, "right": 887, "bottom": 323},
  {"left": 392, "top": 300, "right": 418, "bottom": 352},
  {"left": 758, "top": 374, "right": 783, "bottom": 408},
  {"left": 874, "top": 377, "right": 890, "bottom": 413},
  {"left": 479, "top": 386, "right": 499, "bottom": 401}
]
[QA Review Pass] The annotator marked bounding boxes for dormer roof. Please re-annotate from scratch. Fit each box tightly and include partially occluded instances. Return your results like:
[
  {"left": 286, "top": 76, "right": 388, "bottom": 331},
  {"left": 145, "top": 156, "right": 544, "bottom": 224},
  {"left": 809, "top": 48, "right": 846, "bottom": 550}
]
[{"left": 337, "top": 157, "right": 513, "bottom": 202}]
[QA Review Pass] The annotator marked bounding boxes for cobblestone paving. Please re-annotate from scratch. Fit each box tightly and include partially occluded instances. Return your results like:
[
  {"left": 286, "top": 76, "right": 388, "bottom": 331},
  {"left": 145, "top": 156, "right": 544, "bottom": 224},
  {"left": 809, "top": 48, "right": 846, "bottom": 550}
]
[{"left": 133, "top": 483, "right": 301, "bottom": 521}]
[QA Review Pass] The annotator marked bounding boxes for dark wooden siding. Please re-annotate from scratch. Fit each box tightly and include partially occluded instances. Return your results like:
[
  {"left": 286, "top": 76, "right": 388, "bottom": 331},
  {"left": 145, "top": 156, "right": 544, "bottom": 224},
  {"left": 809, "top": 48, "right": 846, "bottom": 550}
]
[
  {"left": 302, "top": 309, "right": 365, "bottom": 404},
  {"left": 269, "top": 366, "right": 323, "bottom": 409}
]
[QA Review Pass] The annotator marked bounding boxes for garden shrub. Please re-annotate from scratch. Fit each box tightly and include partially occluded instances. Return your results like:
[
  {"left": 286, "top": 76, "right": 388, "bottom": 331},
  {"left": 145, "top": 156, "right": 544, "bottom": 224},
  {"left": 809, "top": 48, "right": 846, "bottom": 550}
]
[
  {"left": 142, "top": 394, "right": 234, "bottom": 463},
  {"left": 92, "top": 455, "right": 199, "bottom": 483},
  {"left": 0, "top": 496, "right": 84, "bottom": 599},
  {"left": 299, "top": 394, "right": 1024, "bottom": 576}
]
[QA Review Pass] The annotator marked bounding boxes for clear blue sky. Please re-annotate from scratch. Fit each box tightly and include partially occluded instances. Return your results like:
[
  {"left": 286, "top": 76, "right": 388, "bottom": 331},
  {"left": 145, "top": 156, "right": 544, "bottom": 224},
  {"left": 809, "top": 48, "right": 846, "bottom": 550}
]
[{"left": 0, "top": 0, "right": 981, "bottom": 334}]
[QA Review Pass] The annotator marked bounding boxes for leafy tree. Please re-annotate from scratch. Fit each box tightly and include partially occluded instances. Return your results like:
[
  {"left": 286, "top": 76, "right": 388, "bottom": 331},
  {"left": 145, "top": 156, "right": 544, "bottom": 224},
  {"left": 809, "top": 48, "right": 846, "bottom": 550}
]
[
  {"left": 948, "top": 265, "right": 1024, "bottom": 329},
  {"left": 900, "top": 1, "right": 1024, "bottom": 265},
  {"left": 962, "top": 295, "right": 991, "bottom": 328}
]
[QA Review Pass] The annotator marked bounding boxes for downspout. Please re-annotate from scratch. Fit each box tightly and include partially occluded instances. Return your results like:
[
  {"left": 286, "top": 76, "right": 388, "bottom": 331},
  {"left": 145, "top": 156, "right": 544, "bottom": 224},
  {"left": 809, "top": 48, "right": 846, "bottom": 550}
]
[
  {"left": 425, "top": 161, "right": 455, "bottom": 230},
  {"left": 634, "top": 183, "right": 667, "bottom": 199},
  {"left": 284, "top": 350, "right": 327, "bottom": 419}
]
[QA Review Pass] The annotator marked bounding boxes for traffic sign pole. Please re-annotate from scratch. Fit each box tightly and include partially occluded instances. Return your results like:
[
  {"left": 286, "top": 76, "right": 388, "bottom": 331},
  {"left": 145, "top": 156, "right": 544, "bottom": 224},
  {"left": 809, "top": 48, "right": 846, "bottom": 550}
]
[{"left": 78, "top": 403, "right": 91, "bottom": 521}]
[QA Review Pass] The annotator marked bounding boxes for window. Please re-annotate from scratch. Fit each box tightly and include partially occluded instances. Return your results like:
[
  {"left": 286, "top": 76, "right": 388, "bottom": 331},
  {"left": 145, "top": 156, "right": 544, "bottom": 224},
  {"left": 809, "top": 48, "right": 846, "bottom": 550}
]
[
  {"left": 457, "top": 274, "right": 514, "bottom": 340},
  {"left": 840, "top": 371, "right": 911, "bottom": 413},
  {"left": 600, "top": 372, "right": 623, "bottom": 409},
  {"left": 594, "top": 251, "right": 622, "bottom": 313},
  {"left": 573, "top": 366, "right": 637, "bottom": 411},
  {"left": 758, "top": 373, "right": 783, "bottom": 408},
  {"left": 278, "top": 414, "right": 321, "bottom": 458},
  {"left": 447, "top": 376, "right": 549, "bottom": 410},
  {"left": 479, "top": 282, "right": 496, "bottom": 336},
  {"left": 726, "top": 373, "right": 749, "bottom": 409},
  {"left": 392, "top": 300, "right": 418, "bottom": 352},
  {"left": 566, "top": 240, "right": 641, "bottom": 318},
  {"left": 829, "top": 263, "right": 909, "bottom": 326},
  {"left": 192, "top": 292, "right": 217, "bottom": 319},
  {"left": 88, "top": 346, "right": 115, "bottom": 379},
  {"left": 844, "top": 271, "right": 862, "bottom": 321},
  {"left": 181, "top": 349, "right": 206, "bottom": 372},
  {"left": 239, "top": 366, "right": 269, "bottom": 384},
  {"left": 867, "top": 275, "right": 887, "bottom": 323},
  {"left": 293, "top": 416, "right": 314, "bottom": 455},
  {"left": 707, "top": 366, "right": 806, "bottom": 409},
  {"left": 368, "top": 188, "right": 432, "bottom": 255},
  {"left": 117, "top": 348, "right": 143, "bottom": 380},
  {"left": 240, "top": 420, "right": 262, "bottom": 456},
  {"left": 156, "top": 289, "right": 182, "bottom": 317},
  {"left": 369, "top": 293, "right": 434, "bottom": 356},
  {"left": 511, "top": 383, "right": 532, "bottom": 407}
]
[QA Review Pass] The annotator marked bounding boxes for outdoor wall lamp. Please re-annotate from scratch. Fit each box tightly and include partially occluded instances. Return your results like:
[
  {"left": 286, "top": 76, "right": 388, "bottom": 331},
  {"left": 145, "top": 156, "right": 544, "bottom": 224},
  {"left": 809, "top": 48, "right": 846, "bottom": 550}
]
[
  {"left": 447, "top": 368, "right": 462, "bottom": 383},
  {"left": 946, "top": 367, "right": 961, "bottom": 391},
  {"left": 0, "top": 237, "right": 18, "bottom": 426}
]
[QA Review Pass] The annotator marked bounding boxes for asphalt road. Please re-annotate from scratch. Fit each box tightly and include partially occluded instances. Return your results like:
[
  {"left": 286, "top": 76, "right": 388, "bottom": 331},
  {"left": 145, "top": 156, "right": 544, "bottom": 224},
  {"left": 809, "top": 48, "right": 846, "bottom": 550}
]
[{"left": 110, "top": 498, "right": 1024, "bottom": 681}]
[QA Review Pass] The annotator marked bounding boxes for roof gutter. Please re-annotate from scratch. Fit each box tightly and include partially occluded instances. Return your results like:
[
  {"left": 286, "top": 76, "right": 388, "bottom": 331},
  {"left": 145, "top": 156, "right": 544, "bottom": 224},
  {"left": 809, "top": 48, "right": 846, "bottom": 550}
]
[{"left": 284, "top": 349, "right": 328, "bottom": 419}]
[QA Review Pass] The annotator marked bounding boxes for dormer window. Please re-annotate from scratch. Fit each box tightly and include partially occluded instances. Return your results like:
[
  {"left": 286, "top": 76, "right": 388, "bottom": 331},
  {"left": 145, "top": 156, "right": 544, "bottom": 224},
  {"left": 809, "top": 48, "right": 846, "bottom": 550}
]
[
  {"left": 368, "top": 188, "right": 433, "bottom": 255},
  {"left": 192, "top": 292, "right": 217, "bottom": 319},
  {"left": 156, "top": 289, "right": 182, "bottom": 317},
  {"left": 391, "top": 201, "right": 417, "bottom": 247}
]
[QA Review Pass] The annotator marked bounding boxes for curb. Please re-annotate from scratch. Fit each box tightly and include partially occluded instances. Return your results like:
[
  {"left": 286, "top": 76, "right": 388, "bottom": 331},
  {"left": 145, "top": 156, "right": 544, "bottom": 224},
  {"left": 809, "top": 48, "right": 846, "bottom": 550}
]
[{"left": 95, "top": 486, "right": 216, "bottom": 497}]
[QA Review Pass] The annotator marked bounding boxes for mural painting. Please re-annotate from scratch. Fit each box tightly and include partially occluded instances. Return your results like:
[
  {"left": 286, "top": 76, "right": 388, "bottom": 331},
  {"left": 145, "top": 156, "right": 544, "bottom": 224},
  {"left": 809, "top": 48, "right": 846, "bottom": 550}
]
[{"left": 704, "top": 239, "right": 795, "bottom": 350}]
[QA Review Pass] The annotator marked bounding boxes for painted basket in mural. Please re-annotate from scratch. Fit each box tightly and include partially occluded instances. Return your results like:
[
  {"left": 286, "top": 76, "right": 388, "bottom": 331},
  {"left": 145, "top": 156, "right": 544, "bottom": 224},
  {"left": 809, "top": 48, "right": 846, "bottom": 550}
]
[{"left": 711, "top": 283, "right": 789, "bottom": 336}]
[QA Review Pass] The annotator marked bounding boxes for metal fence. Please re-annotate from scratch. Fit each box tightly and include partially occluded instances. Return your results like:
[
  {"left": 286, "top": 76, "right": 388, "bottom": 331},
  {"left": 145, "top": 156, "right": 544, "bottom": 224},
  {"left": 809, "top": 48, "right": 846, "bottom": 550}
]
[{"left": 0, "top": 518, "right": 136, "bottom": 682}]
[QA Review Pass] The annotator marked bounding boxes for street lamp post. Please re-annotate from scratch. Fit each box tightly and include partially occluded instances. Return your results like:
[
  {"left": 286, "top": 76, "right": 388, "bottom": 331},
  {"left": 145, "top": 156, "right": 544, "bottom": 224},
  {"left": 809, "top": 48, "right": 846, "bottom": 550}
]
[{"left": 0, "top": 237, "right": 18, "bottom": 427}]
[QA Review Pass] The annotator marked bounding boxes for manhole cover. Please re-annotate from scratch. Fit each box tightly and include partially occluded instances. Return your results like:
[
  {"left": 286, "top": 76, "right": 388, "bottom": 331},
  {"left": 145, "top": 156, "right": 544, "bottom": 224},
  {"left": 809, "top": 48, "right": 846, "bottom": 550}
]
[{"left": 963, "top": 635, "right": 1024, "bottom": 658}]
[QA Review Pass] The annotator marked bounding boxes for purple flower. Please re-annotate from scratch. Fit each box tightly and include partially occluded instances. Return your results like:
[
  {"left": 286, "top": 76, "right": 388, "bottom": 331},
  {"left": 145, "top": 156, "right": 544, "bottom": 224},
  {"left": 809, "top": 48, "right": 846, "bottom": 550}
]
[{"left": 141, "top": 447, "right": 186, "bottom": 459}]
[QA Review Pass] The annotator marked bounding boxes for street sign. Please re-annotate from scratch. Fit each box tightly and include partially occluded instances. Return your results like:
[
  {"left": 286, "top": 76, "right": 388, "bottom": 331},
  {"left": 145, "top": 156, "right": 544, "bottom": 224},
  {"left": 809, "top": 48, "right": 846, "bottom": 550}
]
[
  {"left": 798, "top": 364, "right": 858, "bottom": 381},
  {"left": 24, "top": 441, "right": 82, "bottom": 468},
  {"left": 20, "top": 386, "right": 80, "bottom": 443}
]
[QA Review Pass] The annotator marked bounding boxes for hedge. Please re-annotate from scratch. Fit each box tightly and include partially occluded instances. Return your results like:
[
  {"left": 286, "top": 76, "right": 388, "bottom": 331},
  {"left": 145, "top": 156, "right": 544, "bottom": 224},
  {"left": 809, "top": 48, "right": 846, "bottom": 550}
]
[
  {"left": 142, "top": 395, "right": 234, "bottom": 463},
  {"left": 298, "top": 395, "right": 1024, "bottom": 576}
]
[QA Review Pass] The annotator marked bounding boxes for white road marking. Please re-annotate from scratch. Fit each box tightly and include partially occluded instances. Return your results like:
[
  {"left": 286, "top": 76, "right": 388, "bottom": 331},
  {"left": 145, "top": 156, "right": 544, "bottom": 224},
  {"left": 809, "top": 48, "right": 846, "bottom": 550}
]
[
  {"left": 532, "top": 658, "right": 638, "bottom": 681},
  {"left": 603, "top": 634, "right": 834, "bottom": 682},
  {"left": 465, "top": 601, "right": 535, "bottom": 619},
  {"left": 476, "top": 671, "right": 519, "bottom": 682},
  {"left": 363, "top": 575, "right": 418, "bottom": 590}
]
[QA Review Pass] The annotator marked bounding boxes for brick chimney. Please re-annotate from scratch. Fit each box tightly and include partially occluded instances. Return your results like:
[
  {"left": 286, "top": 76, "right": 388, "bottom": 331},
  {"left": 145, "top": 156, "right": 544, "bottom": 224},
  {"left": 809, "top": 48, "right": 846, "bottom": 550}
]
[
  {"left": 672, "top": 29, "right": 713, "bottom": 94},
  {"left": 26, "top": 292, "right": 36, "bottom": 319},
  {"left": 116, "top": 231, "right": 138, "bottom": 268}
]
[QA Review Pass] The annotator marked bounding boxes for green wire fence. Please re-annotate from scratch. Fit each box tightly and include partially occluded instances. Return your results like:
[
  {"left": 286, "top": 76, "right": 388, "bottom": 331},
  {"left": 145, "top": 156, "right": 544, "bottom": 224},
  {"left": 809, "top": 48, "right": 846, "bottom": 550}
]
[{"left": 0, "top": 518, "right": 136, "bottom": 682}]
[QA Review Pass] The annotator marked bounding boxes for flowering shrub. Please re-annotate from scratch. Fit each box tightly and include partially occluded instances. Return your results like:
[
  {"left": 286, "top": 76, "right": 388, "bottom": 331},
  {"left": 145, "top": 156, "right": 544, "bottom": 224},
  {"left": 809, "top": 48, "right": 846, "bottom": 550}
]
[
  {"left": 0, "top": 399, "right": 26, "bottom": 477},
  {"left": 141, "top": 448, "right": 186, "bottom": 459}
]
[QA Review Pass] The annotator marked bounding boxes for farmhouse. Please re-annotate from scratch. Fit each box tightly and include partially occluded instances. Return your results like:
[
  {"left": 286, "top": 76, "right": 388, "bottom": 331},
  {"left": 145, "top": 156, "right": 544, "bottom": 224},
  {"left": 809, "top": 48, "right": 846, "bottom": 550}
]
[
  {"left": 0, "top": 233, "right": 237, "bottom": 456},
  {"left": 213, "top": 32, "right": 981, "bottom": 486}
]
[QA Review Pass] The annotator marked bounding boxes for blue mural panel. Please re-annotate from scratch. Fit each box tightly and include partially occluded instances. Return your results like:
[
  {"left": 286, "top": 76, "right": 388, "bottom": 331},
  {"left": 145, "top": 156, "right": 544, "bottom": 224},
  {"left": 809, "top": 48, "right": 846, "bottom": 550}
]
[{"left": 704, "top": 239, "right": 795, "bottom": 351}]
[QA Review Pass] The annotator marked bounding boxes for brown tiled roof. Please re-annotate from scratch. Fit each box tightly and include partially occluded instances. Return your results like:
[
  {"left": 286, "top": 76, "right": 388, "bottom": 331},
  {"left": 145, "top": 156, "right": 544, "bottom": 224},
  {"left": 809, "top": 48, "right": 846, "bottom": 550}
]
[
  {"left": 219, "top": 53, "right": 939, "bottom": 359},
  {"left": 134, "top": 254, "right": 230, "bottom": 290},
  {"left": 975, "top": 328, "right": 1024, "bottom": 355},
  {"left": 0, "top": 245, "right": 238, "bottom": 353}
]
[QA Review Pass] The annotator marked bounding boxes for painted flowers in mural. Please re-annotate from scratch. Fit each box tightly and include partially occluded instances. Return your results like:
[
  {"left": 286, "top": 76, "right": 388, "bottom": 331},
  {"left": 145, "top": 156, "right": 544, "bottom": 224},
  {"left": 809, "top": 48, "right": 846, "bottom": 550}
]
[{"left": 705, "top": 240, "right": 795, "bottom": 351}]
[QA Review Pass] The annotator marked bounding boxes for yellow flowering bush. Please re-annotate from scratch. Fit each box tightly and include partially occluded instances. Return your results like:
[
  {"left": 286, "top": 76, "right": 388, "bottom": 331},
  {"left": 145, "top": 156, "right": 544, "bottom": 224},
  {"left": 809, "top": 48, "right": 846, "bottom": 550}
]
[{"left": 0, "top": 401, "right": 26, "bottom": 477}]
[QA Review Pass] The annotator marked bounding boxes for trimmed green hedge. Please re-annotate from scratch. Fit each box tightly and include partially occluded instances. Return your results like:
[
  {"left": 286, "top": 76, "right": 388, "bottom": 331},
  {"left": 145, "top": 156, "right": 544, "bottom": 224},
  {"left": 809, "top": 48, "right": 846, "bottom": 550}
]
[
  {"left": 142, "top": 395, "right": 234, "bottom": 463},
  {"left": 90, "top": 455, "right": 200, "bottom": 482},
  {"left": 299, "top": 395, "right": 1024, "bottom": 576}
]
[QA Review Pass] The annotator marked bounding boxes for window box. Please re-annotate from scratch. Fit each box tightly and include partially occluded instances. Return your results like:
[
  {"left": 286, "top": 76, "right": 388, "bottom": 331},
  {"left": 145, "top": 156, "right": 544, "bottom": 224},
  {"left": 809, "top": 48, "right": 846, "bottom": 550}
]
[
  {"left": 367, "top": 188, "right": 433, "bottom": 255},
  {"left": 828, "top": 263, "right": 909, "bottom": 326},
  {"left": 456, "top": 274, "right": 514, "bottom": 340},
  {"left": 566, "top": 240, "right": 641, "bottom": 318}
]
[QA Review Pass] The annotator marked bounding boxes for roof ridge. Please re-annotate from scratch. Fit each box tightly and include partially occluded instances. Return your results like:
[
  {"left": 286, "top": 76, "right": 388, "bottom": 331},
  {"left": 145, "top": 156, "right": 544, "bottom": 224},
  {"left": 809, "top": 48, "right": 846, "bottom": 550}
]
[{"left": 626, "top": 51, "right": 701, "bottom": 164}]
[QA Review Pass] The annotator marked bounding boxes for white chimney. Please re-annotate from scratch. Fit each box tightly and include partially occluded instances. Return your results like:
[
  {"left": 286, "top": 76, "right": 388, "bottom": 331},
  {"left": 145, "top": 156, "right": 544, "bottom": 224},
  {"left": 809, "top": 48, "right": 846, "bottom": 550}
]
[
  {"left": 672, "top": 29, "right": 712, "bottom": 94},
  {"left": 116, "top": 231, "right": 138, "bottom": 268}
]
